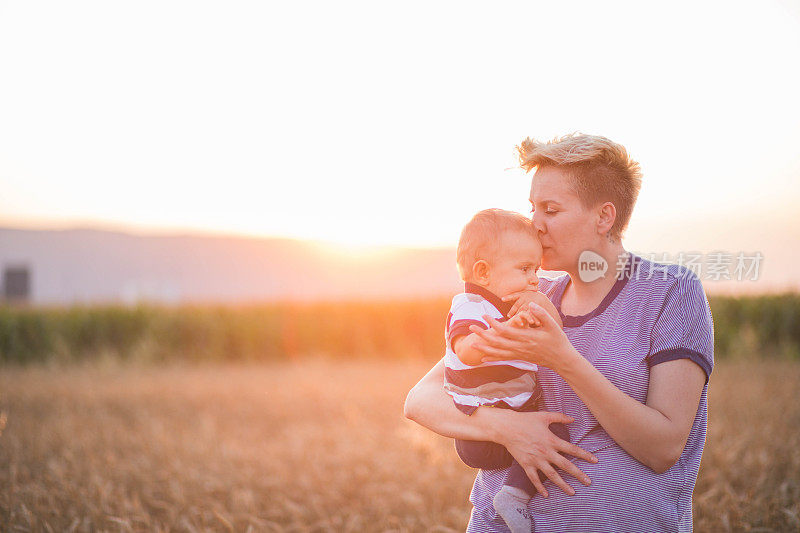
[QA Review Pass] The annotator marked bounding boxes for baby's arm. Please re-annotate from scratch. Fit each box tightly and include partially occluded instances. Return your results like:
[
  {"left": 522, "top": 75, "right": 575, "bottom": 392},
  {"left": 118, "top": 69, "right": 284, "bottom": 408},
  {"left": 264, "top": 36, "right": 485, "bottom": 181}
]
[
  {"left": 509, "top": 291, "right": 563, "bottom": 329},
  {"left": 453, "top": 312, "right": 535, "bottom": 366},
  {"left": 452, "top": 333, "right": 487, "bottom": 366}
]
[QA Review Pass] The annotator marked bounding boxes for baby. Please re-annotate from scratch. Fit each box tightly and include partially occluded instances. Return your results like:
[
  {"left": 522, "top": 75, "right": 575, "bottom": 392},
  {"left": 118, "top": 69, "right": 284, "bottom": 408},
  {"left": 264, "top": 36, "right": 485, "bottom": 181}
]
[{"left": 444, "top": 208, "right": 569, "bottom": 533}]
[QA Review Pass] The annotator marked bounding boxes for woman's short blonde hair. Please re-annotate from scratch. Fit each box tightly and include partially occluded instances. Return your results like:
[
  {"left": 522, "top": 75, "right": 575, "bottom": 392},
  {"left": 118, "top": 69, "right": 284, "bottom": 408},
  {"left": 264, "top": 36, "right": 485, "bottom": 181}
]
[
  {"left": 517, "top": 133, "right": 642, "bottom": 239},
  {"left": 456, "top": 208, "right": 536, "bottom": 281}
]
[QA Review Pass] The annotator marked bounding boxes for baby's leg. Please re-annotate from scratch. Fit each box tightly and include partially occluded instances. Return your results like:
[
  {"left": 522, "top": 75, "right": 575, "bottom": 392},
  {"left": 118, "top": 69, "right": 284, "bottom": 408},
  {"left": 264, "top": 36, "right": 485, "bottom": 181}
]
[
  {"left": 454, "top": 438, "right": 513, "bottom": 470},
  {"left": 456, "top": 441, "right": 533, "bottom": 533},
  {"left": 548, "top": 421, "right": 570, "bottom": 452},
  {"left": 493, "top": 422, "right": 570, "bottom": 533},
  {"left": 493, "top": 461, "right": 534, "bottom": 533},
  {"left": 505, "top": 459, "right": 535, "bottom": 495}
]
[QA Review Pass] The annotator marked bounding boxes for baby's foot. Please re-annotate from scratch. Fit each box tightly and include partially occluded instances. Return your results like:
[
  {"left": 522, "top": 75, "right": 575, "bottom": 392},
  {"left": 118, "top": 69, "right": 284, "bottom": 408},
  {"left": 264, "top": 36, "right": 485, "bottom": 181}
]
[{"left": 493, "top": 485, "right": 533, "bottom": 533}]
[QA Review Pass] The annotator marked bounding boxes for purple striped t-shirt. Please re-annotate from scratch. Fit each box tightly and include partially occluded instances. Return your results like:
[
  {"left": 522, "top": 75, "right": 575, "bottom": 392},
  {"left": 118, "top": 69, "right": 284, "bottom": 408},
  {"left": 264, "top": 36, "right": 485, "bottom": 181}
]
[{"left": 466, "top": 253, "right": 714, "bottom": 533}]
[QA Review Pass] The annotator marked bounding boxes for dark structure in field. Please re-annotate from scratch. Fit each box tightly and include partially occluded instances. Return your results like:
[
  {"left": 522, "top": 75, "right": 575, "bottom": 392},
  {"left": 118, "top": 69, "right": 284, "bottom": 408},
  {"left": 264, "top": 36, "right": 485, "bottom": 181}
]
[{"left": 2, "top": 265, "right": 30, "bottom": 303}]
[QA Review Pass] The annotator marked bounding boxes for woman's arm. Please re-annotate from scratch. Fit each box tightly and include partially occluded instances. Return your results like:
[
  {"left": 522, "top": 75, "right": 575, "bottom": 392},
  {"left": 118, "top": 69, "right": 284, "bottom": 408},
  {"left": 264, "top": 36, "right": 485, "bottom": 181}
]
[
  {"left": 473, "top": 304, "right": 706, "bottom": 473},
  {"left": 403, "top": 359, "right": 497, "bottom": 440},
  {"left": 404, "top": 358, "right": 598, "bottom": 496},
  {"left": 557, "top": 349, "right": 705, "bottom": 473},
  {"left": 453, "top": 312, "right": 535, "bottom": 366}
]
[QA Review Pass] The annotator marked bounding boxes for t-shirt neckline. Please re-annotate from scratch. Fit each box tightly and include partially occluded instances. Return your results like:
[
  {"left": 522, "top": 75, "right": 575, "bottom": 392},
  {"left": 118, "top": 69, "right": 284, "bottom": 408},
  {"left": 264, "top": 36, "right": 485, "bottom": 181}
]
[
  {"left": 551, "top": 253, "right": 641, "bottom": 327},
  {"left": 464, "top": 282, "right": 513, "bottom": 317}
]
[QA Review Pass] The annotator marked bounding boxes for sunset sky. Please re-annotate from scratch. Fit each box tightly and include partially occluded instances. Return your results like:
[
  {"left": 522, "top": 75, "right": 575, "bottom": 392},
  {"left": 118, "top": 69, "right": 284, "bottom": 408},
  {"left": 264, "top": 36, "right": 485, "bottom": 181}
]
[{"left": 1, "top": 0, "right": 799, "bottom": 291}]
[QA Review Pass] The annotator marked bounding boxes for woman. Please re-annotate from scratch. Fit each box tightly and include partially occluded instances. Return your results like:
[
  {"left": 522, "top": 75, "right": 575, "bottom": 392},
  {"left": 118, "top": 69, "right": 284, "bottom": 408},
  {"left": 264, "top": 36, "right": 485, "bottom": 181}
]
[{"left": 404, "top": 134, "right": 713, "bottom": 532}]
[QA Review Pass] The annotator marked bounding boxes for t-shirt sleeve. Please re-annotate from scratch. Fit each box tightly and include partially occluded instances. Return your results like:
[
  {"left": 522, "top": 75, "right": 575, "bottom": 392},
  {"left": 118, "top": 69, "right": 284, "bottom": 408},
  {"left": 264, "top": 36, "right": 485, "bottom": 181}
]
[
  {"left": 537, "top": 273, "right": 566, "bottom": 299},
  {"left": 447, "top": 299, "right": 490, "bottom": 351},
  {"left": 647, "top": 271, "right": 715, "bottom": 383}
]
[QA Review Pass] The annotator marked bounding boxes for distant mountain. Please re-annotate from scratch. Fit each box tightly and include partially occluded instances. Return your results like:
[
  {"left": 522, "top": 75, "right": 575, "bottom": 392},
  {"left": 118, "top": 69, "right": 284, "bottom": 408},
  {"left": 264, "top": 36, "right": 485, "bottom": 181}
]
[{"left": 0, "top": 227, "right": 463, "bottom": 304}]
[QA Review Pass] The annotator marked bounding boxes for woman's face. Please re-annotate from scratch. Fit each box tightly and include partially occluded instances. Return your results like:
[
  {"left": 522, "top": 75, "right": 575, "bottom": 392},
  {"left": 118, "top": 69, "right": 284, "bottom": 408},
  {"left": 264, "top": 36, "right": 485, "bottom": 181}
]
[{"left": 529, "top": 166, "right": 601, "bottom": 272}]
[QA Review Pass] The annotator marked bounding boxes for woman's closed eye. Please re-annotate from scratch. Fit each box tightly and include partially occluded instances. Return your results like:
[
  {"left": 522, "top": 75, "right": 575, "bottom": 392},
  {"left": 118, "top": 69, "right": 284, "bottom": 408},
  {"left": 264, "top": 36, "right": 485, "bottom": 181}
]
[{"left": 531, "top": 204, "right": 557, "bottom": 215}]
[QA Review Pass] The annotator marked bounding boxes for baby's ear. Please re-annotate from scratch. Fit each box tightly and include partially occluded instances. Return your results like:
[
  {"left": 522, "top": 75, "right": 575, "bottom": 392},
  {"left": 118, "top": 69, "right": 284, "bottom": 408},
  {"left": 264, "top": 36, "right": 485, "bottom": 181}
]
[{"left": 471, "top": 260, "right": 490, "bottom": 284}]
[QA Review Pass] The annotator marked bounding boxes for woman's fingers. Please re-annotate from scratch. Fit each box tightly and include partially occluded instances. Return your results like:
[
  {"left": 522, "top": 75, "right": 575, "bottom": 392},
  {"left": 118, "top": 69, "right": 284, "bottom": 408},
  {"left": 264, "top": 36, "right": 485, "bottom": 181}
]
[
  {"left": 525, "top": 312, "right": 542, "bottom": 328},
  {"left": 502, "top": 289, "right": 544, "bottom": 318},
  {"left": 483, "top": 315, "right": 511, "bottom": 336},
  {"left": 477, "top": 356, "right": 506, "bottom": 363},
  {"left": 553, "top": 454, "right": 592, "bottom": 486},
  {"left": 507, "top": 313, "right": 526, "bottom": 329},
  {"left": 510, "top": 310, "right": 537, "bottom": 329},
  {"left": 523, "top": 464, "right": 549, "bottom": 499},
  {"left": 538, "top": 461, "right": 575, "bottom": 496},
  {"left": 469, "top": 323, "right": 520, "bottom": 347},
  {"left": 558, "top": 440, "right": 598, "bottom": 465},
  {"left": 485, "top": 315, "right": 532, "bottom": 341},
  {"left": 523, "top": 454, "right": 588, "bottom": 497},
  {"left": 527, "top": 302, "right": 558, "bottom": 329},
  {"left": 468, "top": 324, "right": 497, "bottom": 342},
  {"left": 472, "top": 343, "right": 511, "bottom": 358},
  {"left": 546, "top": 412, "right": 574, "bottom": 425},
  {"left": 543, "top": 412, "right": 598, "bottom": 465},
  {"left": 469, "top": 327, "right": 520, "bottom": 360},
  {"left": 477, "top": 354, "right": 510, "bottom": 363},
  {"left": 507, "top": 299, "right": 523, "bottom": 318}
]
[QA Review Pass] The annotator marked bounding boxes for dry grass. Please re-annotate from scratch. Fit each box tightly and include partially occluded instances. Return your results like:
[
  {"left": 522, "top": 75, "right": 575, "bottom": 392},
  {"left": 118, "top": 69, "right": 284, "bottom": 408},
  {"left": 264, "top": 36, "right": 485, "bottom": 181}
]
[
  {"left": 0, "top": 359, "right": 798, "bottom": 532},
  {"left": 695, "top": 360, "right": 800, "bottom": 531}
]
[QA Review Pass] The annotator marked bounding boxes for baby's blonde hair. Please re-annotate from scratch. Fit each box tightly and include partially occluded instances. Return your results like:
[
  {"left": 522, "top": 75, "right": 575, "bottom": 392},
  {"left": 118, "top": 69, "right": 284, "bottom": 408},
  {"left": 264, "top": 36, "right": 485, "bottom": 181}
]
[
  {"left": 456, "top": 208, "right": 537, "bottom": 281},
  {"left": 517, "top": 133, "right": 642, "bottom": 239}
]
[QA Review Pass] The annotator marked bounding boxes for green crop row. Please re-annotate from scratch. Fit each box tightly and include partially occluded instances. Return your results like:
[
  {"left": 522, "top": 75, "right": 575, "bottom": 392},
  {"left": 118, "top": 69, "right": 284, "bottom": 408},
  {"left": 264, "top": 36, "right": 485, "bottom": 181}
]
[
  {"left": 0, "top": 294, "right": 798, "bottom": 365},
  {"left": 0, "top": 300, "right": 452, "bottom": 365}
]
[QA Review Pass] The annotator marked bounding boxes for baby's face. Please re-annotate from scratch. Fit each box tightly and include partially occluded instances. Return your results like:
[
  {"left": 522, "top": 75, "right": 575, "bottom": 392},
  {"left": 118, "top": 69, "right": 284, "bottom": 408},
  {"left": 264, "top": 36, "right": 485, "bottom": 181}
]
[{"left": 485, "top": 231, "right": 543, "bottom": 298}]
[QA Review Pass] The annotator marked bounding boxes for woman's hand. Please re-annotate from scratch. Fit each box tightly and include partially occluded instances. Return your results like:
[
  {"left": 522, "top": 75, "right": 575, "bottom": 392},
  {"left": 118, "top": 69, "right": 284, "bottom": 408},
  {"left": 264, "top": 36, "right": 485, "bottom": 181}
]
[
  {"left": 470, "top": 302, "right": 576, "bottom": 371},
  {"left": 505, "top": 306, "right": 538, "bottom": 329},
  {"left": 503, "top": 289, "right": 563, "bottom": 329},
  {"left": 493, "top": 408, "right": 597, "bottom": 498}
]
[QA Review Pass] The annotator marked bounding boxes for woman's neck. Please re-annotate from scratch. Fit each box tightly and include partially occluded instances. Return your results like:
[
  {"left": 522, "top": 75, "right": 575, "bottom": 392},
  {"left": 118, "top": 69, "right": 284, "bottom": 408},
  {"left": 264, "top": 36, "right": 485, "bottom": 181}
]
[{"left": 562, "top": 244, "right": 628, "bottom": 317}]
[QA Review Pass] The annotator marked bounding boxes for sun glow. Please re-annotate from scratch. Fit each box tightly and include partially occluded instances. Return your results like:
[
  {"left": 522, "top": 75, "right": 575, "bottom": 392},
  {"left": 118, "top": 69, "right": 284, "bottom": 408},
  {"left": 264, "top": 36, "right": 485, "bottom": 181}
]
[
  {"left": 310, "top": 240, "right": 403, "bottom": 262},
  {"left": 1, "top": 0, "right": 799, "bottom": 290}
]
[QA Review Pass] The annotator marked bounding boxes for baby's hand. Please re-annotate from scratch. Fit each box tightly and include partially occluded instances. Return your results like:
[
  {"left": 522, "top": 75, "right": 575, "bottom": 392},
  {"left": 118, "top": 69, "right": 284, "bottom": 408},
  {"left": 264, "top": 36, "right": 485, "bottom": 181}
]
[
  {"left": 506, "top": 306, "right": 539, "bottom": 329},
  {"left": 503, "top": 289, "right": 545, "bottom": 318},
  {"left": 504, "top": 290, "right": 563, "bottom": 329}
]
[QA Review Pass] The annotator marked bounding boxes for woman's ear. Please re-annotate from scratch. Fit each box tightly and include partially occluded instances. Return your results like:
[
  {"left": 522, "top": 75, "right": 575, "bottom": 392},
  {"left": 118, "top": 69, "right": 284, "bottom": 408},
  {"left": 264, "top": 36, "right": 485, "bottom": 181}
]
[
  {"left": 472, "top": 260, "right": 491, "bottom": 285},
  {"left": 596, "top": 201, "right": 617, "bottom": 236}
]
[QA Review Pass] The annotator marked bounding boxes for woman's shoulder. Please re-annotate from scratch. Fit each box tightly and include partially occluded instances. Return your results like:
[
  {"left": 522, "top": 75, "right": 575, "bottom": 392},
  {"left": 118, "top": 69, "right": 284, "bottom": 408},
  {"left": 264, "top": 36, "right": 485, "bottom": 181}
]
[
  {"left": 537, "top": 271, "right": 569, "bottom": 298},
  {"left": 627, "top": 254, "right": 708, "bottom": 297}
]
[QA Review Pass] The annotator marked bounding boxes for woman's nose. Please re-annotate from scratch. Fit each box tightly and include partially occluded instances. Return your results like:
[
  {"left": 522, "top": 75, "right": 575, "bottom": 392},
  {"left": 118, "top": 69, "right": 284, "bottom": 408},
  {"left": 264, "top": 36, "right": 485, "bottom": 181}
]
[{"left": 532, "top": 212, "right": 546, "bottom": 234}]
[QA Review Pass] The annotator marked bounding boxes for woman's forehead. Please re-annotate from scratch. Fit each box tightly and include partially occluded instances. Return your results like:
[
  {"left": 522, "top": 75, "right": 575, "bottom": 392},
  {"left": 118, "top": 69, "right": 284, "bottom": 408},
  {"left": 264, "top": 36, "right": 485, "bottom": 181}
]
[{"left": 529, "top": 167, "right": 576, "bottom": 202}]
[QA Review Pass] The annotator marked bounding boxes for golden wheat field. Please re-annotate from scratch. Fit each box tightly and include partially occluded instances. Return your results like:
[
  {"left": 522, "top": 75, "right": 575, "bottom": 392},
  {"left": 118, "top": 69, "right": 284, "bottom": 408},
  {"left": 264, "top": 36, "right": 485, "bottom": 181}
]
[{"left": 0, "top": 358, "right": 798, "bottom": 532}]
